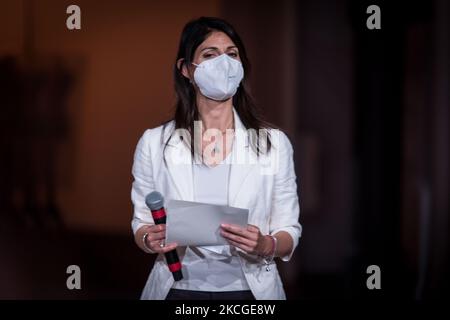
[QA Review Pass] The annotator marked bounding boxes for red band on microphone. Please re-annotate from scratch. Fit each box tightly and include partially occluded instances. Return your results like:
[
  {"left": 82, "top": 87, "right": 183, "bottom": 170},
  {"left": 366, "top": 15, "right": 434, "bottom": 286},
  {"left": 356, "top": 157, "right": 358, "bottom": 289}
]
[
  {"left": 168, "top": 261, "right": 182, "bottom": 272},
  {"left": 151, "top": 208, "right": 166, "bottom": 220}
]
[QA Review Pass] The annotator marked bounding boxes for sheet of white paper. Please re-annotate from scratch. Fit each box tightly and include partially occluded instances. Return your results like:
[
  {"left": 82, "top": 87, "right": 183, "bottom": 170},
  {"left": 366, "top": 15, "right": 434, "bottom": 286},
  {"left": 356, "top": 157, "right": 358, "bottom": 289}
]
[{"left": 165, "top": 199, "right": 249, "bottom": 247}]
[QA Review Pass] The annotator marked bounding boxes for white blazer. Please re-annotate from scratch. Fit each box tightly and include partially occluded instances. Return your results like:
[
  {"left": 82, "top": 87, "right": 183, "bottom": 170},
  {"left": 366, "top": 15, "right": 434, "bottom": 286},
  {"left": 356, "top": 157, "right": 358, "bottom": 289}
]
[{"left": 131, "top": 108, "right": 302, "bottom": 300}]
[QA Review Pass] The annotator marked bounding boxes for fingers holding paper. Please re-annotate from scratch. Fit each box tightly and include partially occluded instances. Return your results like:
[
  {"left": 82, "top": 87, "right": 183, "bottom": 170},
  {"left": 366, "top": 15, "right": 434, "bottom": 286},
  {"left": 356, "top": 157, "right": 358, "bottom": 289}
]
[
  {"left": 144, "top": 224, "right": 178, "bottom": 253},
  {"left": 153, "top": 242, "right": 178, "bottom": 253},
  {"left": 220, "top": 223, "right": 270, "bottom": 256}
]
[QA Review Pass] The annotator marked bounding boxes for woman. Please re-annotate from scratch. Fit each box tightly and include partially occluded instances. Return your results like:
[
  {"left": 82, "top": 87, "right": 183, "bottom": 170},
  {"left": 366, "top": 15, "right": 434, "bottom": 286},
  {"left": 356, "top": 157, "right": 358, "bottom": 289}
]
[{"left": 131, "top": 17, "right": 301, "bottom": 300}]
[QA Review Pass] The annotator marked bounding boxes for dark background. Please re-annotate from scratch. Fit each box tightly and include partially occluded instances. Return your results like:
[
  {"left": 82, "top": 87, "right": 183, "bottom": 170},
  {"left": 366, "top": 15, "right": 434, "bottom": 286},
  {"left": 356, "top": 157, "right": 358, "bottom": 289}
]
[{"left": 0, "top": 0, "right": 448, "bottom": 299}]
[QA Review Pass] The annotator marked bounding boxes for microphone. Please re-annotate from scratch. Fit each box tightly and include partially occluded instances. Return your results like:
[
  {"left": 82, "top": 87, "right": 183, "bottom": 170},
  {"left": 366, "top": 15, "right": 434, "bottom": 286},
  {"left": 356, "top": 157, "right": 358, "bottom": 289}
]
[{"left": 145, "top": 191, "right": 183, "bottom": 281}]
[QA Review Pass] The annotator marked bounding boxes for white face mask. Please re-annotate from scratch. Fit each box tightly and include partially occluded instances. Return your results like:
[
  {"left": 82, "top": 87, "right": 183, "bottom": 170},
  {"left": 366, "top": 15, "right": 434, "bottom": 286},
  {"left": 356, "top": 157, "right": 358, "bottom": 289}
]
[{"left": 192, "top": 54, "right": 244, "bottom": 101}]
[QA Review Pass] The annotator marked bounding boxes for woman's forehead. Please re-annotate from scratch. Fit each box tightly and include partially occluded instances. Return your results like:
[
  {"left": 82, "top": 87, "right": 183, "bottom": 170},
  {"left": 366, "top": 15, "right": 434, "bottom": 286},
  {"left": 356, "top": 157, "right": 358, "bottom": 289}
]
[{"left": 198, "top": 31, "right": 236, "bottom": 50}]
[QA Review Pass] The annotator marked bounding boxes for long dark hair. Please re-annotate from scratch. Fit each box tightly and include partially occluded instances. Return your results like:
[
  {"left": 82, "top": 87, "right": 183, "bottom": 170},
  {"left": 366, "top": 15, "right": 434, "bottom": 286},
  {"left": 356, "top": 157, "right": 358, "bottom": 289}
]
[{"left": 164, "top": 16, "right": 273, "bottom": 156}]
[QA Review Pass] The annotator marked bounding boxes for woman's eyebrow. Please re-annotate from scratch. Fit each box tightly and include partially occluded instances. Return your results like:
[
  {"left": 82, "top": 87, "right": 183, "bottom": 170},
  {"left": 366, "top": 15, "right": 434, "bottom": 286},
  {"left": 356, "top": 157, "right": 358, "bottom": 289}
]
[
  {"left": 200, "top": 46, "right": 238, "bottom": 52},
  {"left": 200, "top": 47, "right": 219, "bottom": 52}
]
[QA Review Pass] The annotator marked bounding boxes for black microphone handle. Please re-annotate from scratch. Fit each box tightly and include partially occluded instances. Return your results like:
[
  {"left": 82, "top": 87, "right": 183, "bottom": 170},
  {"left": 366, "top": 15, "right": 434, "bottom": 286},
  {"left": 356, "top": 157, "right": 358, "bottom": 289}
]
[
  {"left": 152, "top": 212, "right": 183, "bottom": 281},
  {"left": 165, "top": 251, "right": 183, "bottom": 281}
]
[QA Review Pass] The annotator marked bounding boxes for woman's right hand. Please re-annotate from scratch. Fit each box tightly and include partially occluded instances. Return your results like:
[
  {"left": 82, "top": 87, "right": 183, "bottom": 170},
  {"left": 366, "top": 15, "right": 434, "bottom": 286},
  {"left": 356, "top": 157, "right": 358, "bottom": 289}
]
[{"left": 138, "top": 224, "right": 178, "bottom": 254}]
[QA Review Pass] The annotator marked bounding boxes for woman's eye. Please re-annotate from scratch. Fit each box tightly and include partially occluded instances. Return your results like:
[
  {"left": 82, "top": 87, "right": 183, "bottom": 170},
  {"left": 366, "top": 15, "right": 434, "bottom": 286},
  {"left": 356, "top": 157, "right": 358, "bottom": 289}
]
[
  {"left": 228, "top": 52, "right": 238, "bottom": 58},
  {"left": 203, "top": 53, "right": 215, "bottom": 59}
]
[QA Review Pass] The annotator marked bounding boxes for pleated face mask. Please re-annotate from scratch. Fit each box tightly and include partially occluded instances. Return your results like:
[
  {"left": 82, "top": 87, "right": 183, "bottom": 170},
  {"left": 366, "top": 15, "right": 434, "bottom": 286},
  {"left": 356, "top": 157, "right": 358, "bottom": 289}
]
[{"left": 192, "top": 54, "right": 244, "bottom": 101}]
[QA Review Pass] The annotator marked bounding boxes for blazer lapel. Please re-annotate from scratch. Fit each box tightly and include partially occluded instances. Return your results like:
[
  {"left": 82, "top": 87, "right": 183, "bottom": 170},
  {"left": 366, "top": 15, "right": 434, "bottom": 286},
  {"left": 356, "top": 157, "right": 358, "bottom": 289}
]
[
  {"left": 163, "top": 125, "right": 194, "bottom": 201},
  {"left": 228, "top": 108, "right": 260, "bottom": 207}
]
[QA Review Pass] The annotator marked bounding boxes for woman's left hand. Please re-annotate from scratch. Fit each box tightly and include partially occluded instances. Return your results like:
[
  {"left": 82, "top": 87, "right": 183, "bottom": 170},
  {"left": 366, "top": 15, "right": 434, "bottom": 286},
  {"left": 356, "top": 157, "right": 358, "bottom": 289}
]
[{"left": 220, "top": 223, "right": 272, "bottom": 256}]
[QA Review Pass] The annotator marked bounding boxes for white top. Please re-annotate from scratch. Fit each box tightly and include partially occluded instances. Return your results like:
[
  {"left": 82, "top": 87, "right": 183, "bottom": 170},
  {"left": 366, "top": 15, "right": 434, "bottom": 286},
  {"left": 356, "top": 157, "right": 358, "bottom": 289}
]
[{"left": 171, "top": 153, "right": 250, "bottom": 292}]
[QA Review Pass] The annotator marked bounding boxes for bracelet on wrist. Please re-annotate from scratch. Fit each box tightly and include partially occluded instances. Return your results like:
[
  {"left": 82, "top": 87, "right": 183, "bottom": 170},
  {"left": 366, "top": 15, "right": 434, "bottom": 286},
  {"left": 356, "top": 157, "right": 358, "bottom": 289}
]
[
  {"left": 142, "top": 232, "right": 154, "bottom": 253},
  {"left": 262, "top": 235, "right": 277, "bottom": 271}
]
